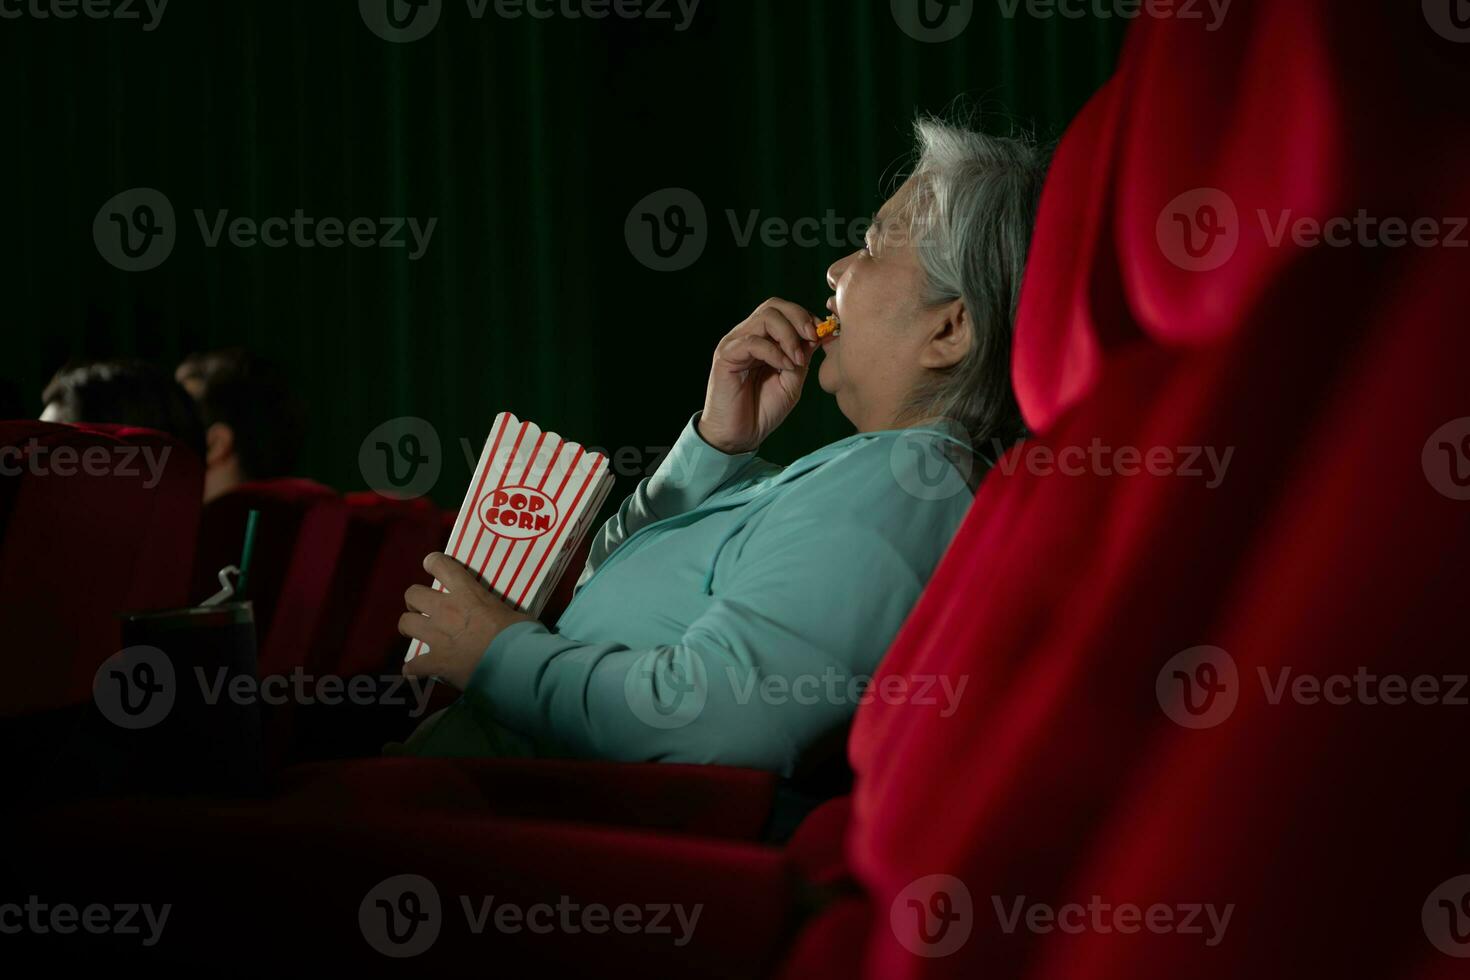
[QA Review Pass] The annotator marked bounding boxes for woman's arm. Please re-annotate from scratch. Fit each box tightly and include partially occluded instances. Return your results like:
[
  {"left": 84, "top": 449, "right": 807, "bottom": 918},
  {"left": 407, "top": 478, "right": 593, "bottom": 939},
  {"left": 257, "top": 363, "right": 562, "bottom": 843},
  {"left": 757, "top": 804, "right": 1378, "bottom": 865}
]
[
  {"left": 464, "top": 511, "right": 934, "bottom": 775},
  {"left": 578, "top": 411, "right": 779, "bottom": 583},
  {"left": 581, "top": 297, "right": 819, "bottom": 584}
]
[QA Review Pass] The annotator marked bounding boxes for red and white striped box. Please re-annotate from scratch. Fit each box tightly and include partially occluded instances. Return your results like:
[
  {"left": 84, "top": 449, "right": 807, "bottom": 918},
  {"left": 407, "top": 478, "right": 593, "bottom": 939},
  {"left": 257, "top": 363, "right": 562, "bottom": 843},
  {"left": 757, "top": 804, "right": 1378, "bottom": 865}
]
[{"left": 405, "top": 413, "right": 614, "bottom": 662}]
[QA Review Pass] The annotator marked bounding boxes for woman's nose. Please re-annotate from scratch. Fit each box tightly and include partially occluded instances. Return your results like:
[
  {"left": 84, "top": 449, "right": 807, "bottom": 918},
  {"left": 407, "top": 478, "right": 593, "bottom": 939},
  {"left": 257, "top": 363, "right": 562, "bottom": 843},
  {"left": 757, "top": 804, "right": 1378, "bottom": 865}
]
[{"left": 827, "top": 251, "right": 856, "bottom": 290}]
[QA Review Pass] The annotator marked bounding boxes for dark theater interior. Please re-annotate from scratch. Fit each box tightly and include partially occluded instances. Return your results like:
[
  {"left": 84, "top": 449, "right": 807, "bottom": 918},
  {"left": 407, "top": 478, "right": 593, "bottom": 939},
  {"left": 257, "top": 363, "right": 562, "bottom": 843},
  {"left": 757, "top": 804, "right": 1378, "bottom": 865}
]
[{"left": 1, "top": 0, "right": 1468, "bottom": 975}]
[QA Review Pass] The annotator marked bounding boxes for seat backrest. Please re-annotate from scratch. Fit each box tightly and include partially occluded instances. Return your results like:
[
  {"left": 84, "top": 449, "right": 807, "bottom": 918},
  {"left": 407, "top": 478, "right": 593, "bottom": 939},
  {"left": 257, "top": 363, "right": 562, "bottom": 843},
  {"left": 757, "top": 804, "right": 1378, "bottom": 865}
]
[
  {"left": 0, "top": 421, "right": 203, "bottom": 715},
  {"left": 191, "top": 478, "right": 348, "bottom": 677},
  {"left": 840, "top": 6, "right": 1470, "bottom": 979},
  {"left": 325, "top": 492, "right": 444, "bottom": 677}
]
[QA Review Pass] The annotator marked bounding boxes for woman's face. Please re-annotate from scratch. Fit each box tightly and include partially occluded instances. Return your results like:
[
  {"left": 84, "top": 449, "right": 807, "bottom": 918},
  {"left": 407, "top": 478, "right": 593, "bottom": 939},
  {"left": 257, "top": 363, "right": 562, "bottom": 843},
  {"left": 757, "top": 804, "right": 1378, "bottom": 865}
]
[{"left": 819, "top": 177, "right": 940, "bottom": 432}]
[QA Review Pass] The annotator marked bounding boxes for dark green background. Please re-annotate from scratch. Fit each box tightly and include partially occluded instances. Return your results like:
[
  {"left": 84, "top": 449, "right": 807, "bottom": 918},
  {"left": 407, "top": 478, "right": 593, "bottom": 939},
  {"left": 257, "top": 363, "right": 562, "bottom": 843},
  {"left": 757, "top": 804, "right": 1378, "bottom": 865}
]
[{"left": 1, "top": 0, "right": 1123, "bottom": 507}]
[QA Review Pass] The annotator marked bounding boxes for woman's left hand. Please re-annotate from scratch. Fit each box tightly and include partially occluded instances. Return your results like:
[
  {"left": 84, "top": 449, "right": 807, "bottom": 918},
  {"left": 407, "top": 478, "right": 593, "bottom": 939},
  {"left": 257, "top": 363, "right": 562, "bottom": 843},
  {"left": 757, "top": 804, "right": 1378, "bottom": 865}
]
[{"left": 399, "top": 553, "right": 536, "bottom": 690}]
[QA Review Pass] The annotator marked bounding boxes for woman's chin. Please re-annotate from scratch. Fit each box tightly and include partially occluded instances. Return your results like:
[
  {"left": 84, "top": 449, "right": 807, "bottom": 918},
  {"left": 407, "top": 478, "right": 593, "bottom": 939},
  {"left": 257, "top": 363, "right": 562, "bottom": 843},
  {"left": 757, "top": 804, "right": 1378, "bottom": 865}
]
[{"left": 816, "top": 356, "right": 837, "bottom": 394}]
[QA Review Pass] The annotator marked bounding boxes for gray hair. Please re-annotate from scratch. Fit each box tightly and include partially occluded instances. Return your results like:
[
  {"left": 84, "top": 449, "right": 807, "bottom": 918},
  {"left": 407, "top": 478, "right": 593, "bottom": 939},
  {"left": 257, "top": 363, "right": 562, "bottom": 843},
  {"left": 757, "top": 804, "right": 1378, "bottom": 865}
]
[{"left": 894, "top": 116, "right": 1049, "bottom": 454}]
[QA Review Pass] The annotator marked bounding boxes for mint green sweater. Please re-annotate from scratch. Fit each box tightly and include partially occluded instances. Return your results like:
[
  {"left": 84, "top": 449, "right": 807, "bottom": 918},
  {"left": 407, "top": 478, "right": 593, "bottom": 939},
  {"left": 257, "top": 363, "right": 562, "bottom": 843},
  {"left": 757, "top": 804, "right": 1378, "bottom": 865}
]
[{"left": 397, "top": 412, "right": 976, "bottom": 775}]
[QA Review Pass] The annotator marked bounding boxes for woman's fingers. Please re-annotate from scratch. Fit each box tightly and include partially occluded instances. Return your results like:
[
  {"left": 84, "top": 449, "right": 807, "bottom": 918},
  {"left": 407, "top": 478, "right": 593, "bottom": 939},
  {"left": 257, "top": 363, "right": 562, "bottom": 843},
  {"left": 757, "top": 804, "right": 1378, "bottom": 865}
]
[
  {"left": 398, "top": 611, "right": 447, "bottom": 646},
  {"left": 746, "top": 301, "right": 816, "bottom": 364},
  {"left": 755, "top": 297, "right": 819, "bottom": 342},
  {"left": 404, "top": 583, "right": 447, "bottom": 615},
  {"left": 725, "top": 333, "right": 797, "bottom": 373}
]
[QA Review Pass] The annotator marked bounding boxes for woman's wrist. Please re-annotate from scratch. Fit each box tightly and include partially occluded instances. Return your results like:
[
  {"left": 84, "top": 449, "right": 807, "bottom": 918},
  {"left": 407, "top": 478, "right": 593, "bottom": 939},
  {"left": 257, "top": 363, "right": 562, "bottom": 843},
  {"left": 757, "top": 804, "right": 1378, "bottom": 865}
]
[{"left": 694, "top": 414, "right": 756, "bottom": 456}]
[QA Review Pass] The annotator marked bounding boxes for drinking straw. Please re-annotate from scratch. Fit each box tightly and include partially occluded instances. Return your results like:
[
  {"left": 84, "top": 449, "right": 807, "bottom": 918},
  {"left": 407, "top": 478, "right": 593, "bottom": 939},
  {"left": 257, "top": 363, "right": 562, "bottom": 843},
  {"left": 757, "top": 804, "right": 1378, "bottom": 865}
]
[{"left": 236, "top": 509, "right": 260, "bottom": 599}]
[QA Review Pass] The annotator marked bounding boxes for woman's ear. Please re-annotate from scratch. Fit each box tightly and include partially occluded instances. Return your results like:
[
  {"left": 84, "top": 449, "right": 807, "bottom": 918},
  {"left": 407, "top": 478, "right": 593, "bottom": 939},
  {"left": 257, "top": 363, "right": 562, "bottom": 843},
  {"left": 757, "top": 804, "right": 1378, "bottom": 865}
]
[
  {"left": 918, "top": 299, "right": 973, "bottom": 370},
  {"left": 204, "top": 421, "right": 236, "bottom": 468}
]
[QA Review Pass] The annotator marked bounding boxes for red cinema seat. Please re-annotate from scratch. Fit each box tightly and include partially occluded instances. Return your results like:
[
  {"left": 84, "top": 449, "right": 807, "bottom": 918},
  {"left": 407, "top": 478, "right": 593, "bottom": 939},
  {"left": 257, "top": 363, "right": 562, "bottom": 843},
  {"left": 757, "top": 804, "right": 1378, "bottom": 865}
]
[
  {"left": 191, "top": 478, "right": 348, "bottom": 678},
  {"left": 276, "top": 493, "right": 446, "bottom": 762},
  {"left": 0, "top": 794, "right": 795, "bottom": 975},
  {"left": 0, "top": 422, "right": 202, "bottom": 715},
  {"left": 835, "top": 6, "right": 1470, "bottom": 980},
  {"left": 332, "top": 492, "right": 444, "bottom": 677},
  {"left": 274, "top": 756, "right": 779, "bottom": 840}
]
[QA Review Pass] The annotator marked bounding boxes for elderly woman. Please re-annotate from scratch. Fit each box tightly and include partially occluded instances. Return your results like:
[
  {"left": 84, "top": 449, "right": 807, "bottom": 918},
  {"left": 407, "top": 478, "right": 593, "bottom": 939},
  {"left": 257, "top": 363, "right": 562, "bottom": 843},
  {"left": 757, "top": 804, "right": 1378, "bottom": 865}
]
[{"left": 395, "top": 118, "right": 1048, "bottom": 774}]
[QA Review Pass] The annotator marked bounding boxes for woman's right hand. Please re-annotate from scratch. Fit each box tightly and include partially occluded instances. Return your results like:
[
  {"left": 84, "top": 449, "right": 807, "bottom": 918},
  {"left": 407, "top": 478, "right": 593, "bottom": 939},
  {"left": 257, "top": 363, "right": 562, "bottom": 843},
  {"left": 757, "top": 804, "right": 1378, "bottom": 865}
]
[{"left": 698, "top": 297, "right": 821, "bottom": 455}]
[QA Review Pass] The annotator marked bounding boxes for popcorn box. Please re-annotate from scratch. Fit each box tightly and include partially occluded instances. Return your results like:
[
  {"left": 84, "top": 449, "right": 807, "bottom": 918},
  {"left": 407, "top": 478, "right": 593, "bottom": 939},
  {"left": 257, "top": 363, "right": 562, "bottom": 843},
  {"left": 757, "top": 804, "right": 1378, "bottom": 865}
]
[{"left": 405, "top": 413, "right": 614, "bottom": 662}]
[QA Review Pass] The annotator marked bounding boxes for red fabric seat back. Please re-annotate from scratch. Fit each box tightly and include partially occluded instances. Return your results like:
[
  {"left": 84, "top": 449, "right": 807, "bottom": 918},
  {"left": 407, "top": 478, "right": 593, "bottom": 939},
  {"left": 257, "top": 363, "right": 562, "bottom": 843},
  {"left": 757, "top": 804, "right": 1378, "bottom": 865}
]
[
  {"left": 839, "top": 6, "right": 1470, "bottom": 979},
  {"left": 191, "top": 478, "right": 348, "bottom": 677},
  {"left": 0, "top": 421, "right": 202, "bottom": 715},
  {"left": 328, "top": 492, "right": 444, "bottom": 677}
]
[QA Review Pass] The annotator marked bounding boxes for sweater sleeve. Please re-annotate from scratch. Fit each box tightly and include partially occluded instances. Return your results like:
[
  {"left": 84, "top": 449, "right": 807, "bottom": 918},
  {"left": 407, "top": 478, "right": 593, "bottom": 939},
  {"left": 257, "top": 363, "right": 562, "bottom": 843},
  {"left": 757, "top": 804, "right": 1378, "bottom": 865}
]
[
  {"left": 463, "top": 507, "right": 933, "bottom": 776},
  {"left": 577, "top": 412, "right": 779, "bottom": 585}
]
